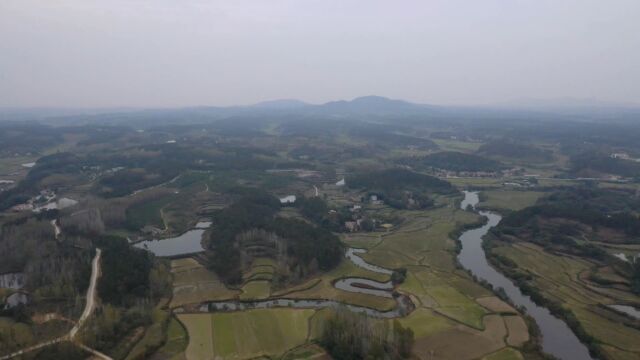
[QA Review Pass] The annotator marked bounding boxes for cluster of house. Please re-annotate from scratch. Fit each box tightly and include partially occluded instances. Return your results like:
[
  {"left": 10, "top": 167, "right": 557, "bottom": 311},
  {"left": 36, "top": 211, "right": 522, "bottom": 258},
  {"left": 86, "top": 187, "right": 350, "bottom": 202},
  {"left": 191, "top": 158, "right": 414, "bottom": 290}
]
[
  {"left": 10, "top": 189, "right": 55, "bottom": 212},
  {"left": 81, "top": 165, "right": 125, "bottom": 181},
  {"left": 342, "top": 201, "right": 393, "bottom": 232},
  {"left": 10, "top": 189, "right": 78, "bottom": 213},
  {"left": 436, "top": 167, "right": 525, "bottom": 179},
  {"left": 611, "top": 152, "right": 640, "bottom": 162},
  {"left": 0, "top": 179, "right": 15, "bottom": 192}
]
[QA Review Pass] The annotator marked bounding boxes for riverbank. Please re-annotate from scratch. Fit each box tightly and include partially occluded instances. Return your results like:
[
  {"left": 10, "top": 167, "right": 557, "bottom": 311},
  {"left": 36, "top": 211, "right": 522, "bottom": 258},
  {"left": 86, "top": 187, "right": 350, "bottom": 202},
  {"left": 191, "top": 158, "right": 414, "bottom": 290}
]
[{"left": 457, "top": 191, "right": 593, "bottom": 360}]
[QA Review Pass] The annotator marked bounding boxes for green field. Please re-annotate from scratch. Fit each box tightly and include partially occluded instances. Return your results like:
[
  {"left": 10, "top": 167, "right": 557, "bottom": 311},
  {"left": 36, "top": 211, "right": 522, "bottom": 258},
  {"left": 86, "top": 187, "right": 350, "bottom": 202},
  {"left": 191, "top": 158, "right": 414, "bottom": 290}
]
[
  {"left": 433, "top": 139, "right": 483, "bottom": 153},
  {"left": 240, "top": 280, "right": 271, "bottom": 300},
  {"left": 482, "top": 347, "right": 524, "bottom": 360},
  {"left": 151, "top": 317, "right": 189, "bottom": 360},
  {"left": 178, "top": 309, "right": 314, "bottom": 360},
  {"left": 126, "top": 195, "right": 175, "bottom": 230},
  {"left": 478, "top": 190, "right": 546, "bottom": 211},
  {"left": 171, "top": 258, "right": 240, "bottom": 308}
]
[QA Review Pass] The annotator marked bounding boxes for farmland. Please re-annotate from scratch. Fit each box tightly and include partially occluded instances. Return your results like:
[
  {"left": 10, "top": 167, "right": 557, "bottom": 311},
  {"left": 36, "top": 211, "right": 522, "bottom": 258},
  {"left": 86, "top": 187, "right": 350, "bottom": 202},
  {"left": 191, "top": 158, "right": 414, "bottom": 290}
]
[{"left": 178, "top": 309, "right": 314, "bottom": 360}]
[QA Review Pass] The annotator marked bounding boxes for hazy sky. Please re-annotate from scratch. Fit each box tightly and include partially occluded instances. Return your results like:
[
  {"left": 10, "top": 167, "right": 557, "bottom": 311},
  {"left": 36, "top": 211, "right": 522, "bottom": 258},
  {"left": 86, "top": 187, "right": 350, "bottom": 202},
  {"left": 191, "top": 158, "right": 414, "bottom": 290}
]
[{"left": 1, "top": 0, "right": 639, "bottom": 108}]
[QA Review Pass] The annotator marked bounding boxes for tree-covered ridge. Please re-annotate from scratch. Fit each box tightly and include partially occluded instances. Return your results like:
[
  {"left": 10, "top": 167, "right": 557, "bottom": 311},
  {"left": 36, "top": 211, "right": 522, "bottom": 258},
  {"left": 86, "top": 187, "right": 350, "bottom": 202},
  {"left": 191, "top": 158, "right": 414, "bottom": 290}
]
[
  {"left": 412, "top": 151, "right": 506, "bottom": 172},
  {"left": 570, "top": 151, "right": 640, "bottom": 179},
  {"left": 347, "top": 168, "right": 455, "bottom": 209},
  {"left": 493, "top": 187, "right": 640, "bottom": 294},
  {"left": 206, "top": 190, "right": 343, "bottom": 284},
  {"left": 477, "top": 139, "right": 553, "bottom": 162},
  {"left": 499, "top": 187, "right": 640, "bottom": 238},
  {"left": 347, "top": 168, "right": 454, "bottom": 193}
]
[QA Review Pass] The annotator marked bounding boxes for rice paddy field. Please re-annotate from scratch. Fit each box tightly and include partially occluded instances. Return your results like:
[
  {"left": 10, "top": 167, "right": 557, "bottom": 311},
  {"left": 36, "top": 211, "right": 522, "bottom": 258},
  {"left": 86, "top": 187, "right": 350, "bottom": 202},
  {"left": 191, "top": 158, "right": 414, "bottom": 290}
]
[{"left": 178, "top": 309, "right": 314, "bottom": 360}]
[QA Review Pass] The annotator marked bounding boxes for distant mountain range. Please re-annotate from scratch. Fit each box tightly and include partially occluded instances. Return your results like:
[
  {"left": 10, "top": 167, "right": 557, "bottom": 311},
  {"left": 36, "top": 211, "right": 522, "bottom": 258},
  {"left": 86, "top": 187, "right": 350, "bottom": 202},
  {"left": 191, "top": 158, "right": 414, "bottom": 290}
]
[{"left": 2, "top": 96, "right": 639, "bottom": 125}]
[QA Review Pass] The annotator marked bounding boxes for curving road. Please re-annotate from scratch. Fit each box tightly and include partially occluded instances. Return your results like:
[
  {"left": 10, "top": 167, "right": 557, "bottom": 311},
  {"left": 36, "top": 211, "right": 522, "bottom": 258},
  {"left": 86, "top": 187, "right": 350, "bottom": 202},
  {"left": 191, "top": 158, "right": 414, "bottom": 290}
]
[
  {"left": 0, "top": 249, "right": 112, "bottom": 360},
  {"left": 70, "top": 248, "right": 101, "bottom": 339}
]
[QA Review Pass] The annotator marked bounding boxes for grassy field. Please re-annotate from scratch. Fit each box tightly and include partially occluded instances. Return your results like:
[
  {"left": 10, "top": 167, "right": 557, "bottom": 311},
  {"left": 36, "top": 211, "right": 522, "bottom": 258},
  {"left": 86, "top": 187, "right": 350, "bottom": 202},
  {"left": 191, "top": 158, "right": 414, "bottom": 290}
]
[
  {"left": 178, "top": 309, "right": 314, "bottom": 360},
  {"left": 124, "top": 307, "right": 171, "bottom": 360},
  {"left": 446, "top": 177, "right": 505, "bottom": 189},
  {"left": 150, "top": 317, "right": 189, "bottom": 360},
  {"left": 170, "top": 258, "right": 240, "bottom": 308},
  {"left": 240, "top": 280, "right": 271, "bottom": 300},
  {"left": 281, "top": 344, "right": 329, "bottom": 360},
  {"left": 477, "top": 190, "right": 546, "bottom": 211},
  {"left": 503, "top": 315, "right": 529, "bottom": 347},
  {"left": 126, "top": 195, "right": 175, "bottom": 230},
  {"left": 482, "top": 347, "right": 524, "bottom": 360},
  {"left": 433, "top": 139, "right": 483, "bottom": 153}
]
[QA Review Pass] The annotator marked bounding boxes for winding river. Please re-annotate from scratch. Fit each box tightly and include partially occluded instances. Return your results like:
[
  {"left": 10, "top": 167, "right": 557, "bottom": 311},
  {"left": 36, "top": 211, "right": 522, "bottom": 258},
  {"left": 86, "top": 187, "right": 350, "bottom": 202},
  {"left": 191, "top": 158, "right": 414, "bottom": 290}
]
[
  {"left": 190, "top": 247, "right": 412, "bottom": 318},
  {"left": 458, "top": 191, "right": 593, "bottom": 360}
]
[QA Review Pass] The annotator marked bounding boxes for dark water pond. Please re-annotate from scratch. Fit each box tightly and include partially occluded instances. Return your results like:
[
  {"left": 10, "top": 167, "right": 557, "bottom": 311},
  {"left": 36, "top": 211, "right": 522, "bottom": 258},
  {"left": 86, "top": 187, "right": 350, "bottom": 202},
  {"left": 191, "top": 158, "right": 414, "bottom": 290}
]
[
  {"left": 458, "top": 191, "right": 592, "bottom": 360},
  {"left": 608, "top": 304, "right": 640, "bottom": 320},
  {"left": 135, "top": 222, "right": 211, "bottom": 257}
]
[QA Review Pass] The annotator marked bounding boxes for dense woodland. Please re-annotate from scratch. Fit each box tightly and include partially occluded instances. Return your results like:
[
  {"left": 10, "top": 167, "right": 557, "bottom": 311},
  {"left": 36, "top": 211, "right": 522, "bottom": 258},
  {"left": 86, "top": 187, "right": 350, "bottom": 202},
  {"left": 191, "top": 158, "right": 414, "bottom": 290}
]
[
  {"left": 205, "top": 191, "right": 343, "bottom": 285},
  {"left": 477, "top": 139, "right": 553, "bottom": 162},
  {"left": 407, "top": 151, "right": 506, "bottom": 173},
  {"left": 320, "top": 309, "right": 414, "bottom": 360},
  {"left": 347, "top": 168, "right": 455, "bottom": 209},
  {"left": 570, "top": 151, "right": 640, "bottom": 179}
]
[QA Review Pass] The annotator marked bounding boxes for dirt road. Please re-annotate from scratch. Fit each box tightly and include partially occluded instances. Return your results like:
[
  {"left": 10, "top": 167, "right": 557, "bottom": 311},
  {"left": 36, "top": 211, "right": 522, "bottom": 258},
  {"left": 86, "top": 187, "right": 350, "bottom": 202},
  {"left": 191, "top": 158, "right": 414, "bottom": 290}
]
[{"left": 0, "top": 249, "right": 111, "bottom": 360}]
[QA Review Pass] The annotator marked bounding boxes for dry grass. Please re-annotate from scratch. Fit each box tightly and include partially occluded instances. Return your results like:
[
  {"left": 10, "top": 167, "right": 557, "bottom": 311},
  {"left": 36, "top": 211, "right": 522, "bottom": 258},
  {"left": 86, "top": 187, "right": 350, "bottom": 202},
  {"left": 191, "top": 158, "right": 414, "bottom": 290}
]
[
  {"left": 412, "top": 315, "right": 507, "bottom": 360},
  {"left": 170, "top": 258, "right": 240, "bottom": 307},
  {"left": 504, "top": 315, "right": 529, "bottom": 347},
  {"left": 476, "top": 297, "right": 517, "bottom": 314}
]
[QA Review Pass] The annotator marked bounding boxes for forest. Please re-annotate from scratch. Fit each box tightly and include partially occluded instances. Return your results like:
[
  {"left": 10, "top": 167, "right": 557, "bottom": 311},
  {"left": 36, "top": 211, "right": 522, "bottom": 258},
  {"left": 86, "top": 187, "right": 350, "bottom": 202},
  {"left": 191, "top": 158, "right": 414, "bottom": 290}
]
[
  {"left": 410, "top": 151, "right": 506, "bottom": 173},
  {"left": 205, "top": 191, "right": 343, "bottom": 285},
  {"left": 320, "top": 309, "right": 414, "bottom": 360},
  {"left": 347, "top": 168, "right": 455, "bottom": 209}
]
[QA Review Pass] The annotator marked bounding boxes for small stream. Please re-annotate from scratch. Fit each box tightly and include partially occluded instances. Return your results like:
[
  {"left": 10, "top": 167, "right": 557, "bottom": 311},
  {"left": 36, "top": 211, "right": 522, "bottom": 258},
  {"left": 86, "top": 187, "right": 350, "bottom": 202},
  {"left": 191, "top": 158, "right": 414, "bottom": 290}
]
[
  {"left": 458, "top": 191, "right": 593, "bottom": 360},
  {"left": 195, "top": 247, "right": 412, "bottom": 318}
]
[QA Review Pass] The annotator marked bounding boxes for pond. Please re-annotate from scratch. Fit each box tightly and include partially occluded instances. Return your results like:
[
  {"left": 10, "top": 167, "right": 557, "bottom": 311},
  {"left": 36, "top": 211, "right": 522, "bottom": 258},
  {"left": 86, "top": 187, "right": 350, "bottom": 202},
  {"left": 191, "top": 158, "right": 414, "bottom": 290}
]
[
  {"left": 0, "top": 272, "right": 25, "bottom": 289},
  {"left": 457, "top": 191, "right": 593, "bottom": 360},
  {"left": 608, "top": 304, "right": 640, "bottom": 320},
  {"left": 135, "top": 221, "right": 211, "bottom": 257}
]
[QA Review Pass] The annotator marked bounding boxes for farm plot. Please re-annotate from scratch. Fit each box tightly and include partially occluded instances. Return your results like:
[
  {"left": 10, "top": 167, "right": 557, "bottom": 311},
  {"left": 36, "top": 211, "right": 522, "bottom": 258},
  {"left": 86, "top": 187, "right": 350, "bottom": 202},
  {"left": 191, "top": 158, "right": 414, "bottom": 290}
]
[
  {"left": 178, "top": 309, "right": 314, "bottom": 360},
  {"left": 170, "top": 258, "right": 240, "bottom": 307}
]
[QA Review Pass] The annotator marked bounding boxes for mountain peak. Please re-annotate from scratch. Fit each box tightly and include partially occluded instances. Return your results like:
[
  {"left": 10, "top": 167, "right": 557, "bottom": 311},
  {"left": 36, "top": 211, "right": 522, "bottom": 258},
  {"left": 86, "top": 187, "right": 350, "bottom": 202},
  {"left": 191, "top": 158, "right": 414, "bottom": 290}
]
[{"left": 251, "top": 99, "right": 309, "bottom": 109}]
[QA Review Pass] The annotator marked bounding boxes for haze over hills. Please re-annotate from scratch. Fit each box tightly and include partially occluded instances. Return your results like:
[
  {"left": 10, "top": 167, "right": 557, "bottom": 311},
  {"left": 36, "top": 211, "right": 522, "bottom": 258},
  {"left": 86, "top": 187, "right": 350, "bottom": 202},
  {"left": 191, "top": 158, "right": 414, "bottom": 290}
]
[{"left": 2, "top": 95, "right": 640, "bottom": 125}]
